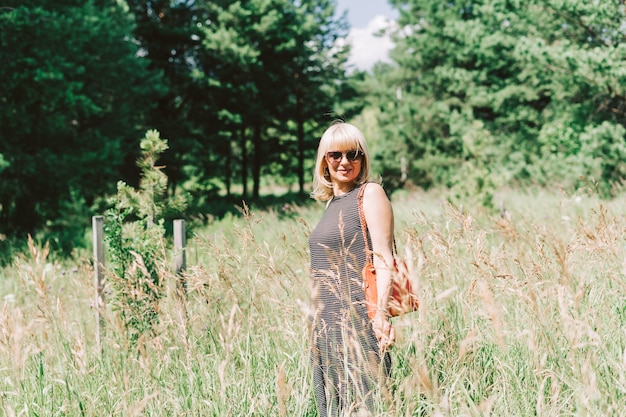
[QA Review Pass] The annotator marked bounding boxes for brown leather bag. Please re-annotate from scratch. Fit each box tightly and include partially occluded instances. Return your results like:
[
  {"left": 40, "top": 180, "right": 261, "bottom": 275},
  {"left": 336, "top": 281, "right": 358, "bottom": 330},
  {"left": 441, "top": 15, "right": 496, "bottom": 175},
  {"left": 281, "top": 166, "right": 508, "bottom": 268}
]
[{"left": 358, "top": 184, "right": 419, "bottom": 320}]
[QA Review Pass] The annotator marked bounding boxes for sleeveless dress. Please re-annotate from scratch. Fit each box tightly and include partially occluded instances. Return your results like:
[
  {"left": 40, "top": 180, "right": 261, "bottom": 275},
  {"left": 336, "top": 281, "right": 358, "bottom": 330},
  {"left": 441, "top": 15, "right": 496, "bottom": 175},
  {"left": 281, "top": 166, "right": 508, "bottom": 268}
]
[{"left": 308, "top": 183, "right": 391, "bottom": 416}]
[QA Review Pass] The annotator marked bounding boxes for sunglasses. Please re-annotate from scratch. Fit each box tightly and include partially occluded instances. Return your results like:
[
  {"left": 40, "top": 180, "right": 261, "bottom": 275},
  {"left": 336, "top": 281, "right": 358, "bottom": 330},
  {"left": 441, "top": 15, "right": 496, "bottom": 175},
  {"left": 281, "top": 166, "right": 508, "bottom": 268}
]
[{"left": 326, "top": 150, "right": 364, "bottom": 163}]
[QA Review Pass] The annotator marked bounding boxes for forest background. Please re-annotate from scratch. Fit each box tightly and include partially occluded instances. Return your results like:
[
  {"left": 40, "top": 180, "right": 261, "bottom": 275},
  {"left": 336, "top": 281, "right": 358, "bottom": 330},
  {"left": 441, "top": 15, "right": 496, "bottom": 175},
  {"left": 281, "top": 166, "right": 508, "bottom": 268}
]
[
  {"left": 1, "top": 1, "right": 626, "bottom": 415},
  {"left": 1, "top": 0, "right": 626, "bottom": 258}
]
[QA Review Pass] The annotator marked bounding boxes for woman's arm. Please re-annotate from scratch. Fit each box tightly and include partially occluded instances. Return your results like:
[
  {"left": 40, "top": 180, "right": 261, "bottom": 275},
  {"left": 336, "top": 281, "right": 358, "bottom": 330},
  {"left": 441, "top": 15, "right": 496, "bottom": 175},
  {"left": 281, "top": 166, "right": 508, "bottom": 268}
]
[{"left": 362, "top": 182, "right": 396, "bottom": 349}]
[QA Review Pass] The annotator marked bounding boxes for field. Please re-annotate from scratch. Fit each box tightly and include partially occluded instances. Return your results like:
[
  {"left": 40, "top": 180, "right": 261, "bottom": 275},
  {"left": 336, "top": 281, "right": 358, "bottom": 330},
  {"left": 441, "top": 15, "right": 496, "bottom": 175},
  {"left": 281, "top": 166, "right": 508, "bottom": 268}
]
[{"left": 1, "top": 187, "right": 625, "bottom": 416}]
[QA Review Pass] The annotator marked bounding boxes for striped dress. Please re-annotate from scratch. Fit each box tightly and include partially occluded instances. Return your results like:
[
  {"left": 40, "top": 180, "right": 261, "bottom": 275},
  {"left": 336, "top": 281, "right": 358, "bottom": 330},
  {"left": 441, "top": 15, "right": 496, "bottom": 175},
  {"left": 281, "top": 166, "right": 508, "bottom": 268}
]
[{"left": 308, "top": 183, "right": 391, "bottom": 416}]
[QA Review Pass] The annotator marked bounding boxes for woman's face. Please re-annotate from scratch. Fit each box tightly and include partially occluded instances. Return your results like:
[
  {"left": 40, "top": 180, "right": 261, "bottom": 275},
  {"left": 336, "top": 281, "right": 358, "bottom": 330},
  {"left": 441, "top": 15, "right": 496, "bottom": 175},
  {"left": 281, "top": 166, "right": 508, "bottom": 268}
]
[{"left": 325, "top": 148, "right": 363, "bottom": 187}]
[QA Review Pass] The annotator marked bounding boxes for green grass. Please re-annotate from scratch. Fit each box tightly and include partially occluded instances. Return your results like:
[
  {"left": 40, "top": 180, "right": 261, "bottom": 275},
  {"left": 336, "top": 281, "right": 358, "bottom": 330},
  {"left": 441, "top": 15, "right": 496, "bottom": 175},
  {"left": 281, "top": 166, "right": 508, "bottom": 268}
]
[{"left": 1, "top": 187, "right": 625, "bottom": 416}]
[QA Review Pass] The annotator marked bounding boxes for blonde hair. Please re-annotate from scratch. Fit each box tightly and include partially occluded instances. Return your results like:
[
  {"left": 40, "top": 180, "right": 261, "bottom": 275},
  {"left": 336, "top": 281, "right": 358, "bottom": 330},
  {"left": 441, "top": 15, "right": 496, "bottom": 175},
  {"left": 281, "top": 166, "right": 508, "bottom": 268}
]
[{"left": 310, "top": 121, "right": 371, "bottom": 201}]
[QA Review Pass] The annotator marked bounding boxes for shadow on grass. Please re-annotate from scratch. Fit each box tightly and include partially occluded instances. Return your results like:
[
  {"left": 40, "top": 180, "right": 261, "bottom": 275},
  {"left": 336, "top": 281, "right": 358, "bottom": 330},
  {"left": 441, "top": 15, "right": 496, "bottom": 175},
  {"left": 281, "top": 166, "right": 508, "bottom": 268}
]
[
  {"left": 182, "top": 190, "right": 315, "bottom": 224},
  {"left": 0, "top": 191, "right": 316, "bottom": 265}
]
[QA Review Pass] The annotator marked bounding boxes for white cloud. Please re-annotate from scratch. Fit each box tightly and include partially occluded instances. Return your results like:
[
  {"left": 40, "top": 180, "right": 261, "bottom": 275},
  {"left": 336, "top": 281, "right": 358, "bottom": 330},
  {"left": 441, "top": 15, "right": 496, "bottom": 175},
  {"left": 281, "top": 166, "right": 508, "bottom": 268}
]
[{"left": 346, "top": 15, "right": 394, "bottom": 72}]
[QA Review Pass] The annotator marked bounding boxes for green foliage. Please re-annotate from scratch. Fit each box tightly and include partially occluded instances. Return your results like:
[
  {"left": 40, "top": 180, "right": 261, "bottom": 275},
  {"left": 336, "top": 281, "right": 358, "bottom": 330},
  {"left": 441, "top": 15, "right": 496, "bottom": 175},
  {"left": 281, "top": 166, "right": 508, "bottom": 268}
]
[
  {"left": 125, "top": 0, "right": 209, "bottom": 191},
  {"left": 0, "top": 0, "right": 162, "bottom": 241},
  {"left": 372, "top": 0, "right": 626, "bottom": 201},
  {"left": 448, "top": 115, "right": 502, "bottom": 208},
  {"left": 5, "top": 0, "right": 626, "bottom": 256},
  {"left": 36, "top": 188, "right": 92, "bottom": 256},
  {"left": 0, "top": 153, "right": 8, "bottom": 174},
  {"left": 104, "top": 130, "right": 186, "bottom": 344},
  {"left": 528, "top": 118, "right": 626, "bottom": 194},
  {"left": 198, "top": 0, "right": 350, "bottom": 197}
]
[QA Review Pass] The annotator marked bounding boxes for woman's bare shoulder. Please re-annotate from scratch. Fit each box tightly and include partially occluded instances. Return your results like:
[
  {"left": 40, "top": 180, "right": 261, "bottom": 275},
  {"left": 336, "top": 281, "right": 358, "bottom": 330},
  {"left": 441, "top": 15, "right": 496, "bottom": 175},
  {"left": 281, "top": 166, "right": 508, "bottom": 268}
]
[{"left": 363, "top": 182, "right": 388, "bottom": 201}]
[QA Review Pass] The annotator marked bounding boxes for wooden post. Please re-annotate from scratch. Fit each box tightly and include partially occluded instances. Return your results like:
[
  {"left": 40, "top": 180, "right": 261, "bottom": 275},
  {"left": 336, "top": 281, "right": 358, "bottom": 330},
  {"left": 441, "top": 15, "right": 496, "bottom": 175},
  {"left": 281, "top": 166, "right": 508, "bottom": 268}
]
[
  {"left": 173, "top": 219, "right": 187, "bottom": 294},
  {"left": 92, "top": 215, "right": 105, "bottom": 351}
]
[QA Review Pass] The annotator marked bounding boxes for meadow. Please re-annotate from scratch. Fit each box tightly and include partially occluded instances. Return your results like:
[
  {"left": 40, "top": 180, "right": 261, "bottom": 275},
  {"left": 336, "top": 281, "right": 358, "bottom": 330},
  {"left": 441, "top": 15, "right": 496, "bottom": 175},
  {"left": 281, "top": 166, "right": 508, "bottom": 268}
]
[{"left": 1, "top": 187, "right": 625, "bottom": 416}]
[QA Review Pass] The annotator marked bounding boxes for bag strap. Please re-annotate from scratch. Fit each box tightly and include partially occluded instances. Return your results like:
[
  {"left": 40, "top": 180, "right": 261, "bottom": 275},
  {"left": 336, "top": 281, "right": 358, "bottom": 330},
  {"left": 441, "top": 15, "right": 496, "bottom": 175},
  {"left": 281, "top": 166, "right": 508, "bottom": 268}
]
[{"left": 357, "top": 183, "right": 372, "bottom": 263}]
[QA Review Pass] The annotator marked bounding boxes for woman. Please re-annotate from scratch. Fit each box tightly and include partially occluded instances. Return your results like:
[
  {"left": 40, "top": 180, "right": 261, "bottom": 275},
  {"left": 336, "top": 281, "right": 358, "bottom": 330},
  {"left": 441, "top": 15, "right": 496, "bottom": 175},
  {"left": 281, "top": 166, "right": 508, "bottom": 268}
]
[{"left": 309, "top": 121, "right": 395, "bottom": 416}]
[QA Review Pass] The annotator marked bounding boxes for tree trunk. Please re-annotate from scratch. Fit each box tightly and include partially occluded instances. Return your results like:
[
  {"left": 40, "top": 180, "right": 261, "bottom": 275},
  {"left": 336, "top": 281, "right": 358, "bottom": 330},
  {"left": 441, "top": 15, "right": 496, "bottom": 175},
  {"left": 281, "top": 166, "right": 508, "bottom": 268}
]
[
  {"left": 13, "top": 194, "right": 37, "bottom": 235},
  {"left": 240, "top": 126, "right": 248, "bottom": 199},
  {"left": 296, "top": 88, "right": 305, "bottom": 194},
  {"left": 225, "top": 131, "right": 233, "bottom": 197},
  {"left": 252, "top": 123, "right": 261, "bottom": 199}
]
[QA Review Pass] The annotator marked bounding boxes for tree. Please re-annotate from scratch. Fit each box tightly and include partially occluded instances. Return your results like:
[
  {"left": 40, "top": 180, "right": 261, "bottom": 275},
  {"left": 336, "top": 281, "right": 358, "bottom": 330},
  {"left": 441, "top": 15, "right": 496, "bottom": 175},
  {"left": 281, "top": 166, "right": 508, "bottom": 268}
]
[
  {"left": 125, "top": 0, "right": 211, "bottom": 192},
  {"left": 516, "top": 0, "right": 626, "bottom": 194},
  {"left": 376, "top": 0, "right": 626, "bottom": 198},
  {"left": 105, "top": 130, "right": 186, "bottom": 344},
  {"left": 199, "top": 0, "right": 351, "bottom": 198},
  {"left": 277, "top": 0, "right": 351, "bottom": 194},
  {"left": 0, "top": 0, "right": 162, "bottom": 247}
]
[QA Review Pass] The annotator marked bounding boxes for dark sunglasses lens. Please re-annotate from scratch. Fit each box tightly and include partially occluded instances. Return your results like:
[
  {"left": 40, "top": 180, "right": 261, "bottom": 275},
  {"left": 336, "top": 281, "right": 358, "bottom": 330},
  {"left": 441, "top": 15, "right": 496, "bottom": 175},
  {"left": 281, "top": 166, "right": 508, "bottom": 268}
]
[
  {"left": 328, "top": 151, "right": 343, "bottom": 161},
  {"left": 346, "top": 150, "right": 362, "bottom": 161}
]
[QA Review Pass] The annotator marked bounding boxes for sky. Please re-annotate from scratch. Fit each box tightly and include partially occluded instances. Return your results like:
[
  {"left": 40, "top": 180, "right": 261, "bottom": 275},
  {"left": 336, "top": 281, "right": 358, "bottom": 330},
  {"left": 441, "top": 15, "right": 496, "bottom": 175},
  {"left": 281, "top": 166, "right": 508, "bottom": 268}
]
[{"left": 335, "top": 0, "right": 399, "bottom": 71}]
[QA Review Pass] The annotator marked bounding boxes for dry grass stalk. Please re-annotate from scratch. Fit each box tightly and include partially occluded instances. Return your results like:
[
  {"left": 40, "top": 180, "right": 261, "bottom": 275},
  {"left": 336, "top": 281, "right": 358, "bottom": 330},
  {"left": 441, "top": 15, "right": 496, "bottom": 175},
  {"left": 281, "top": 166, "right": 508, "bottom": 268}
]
[
  {"left": 474, "top": 280, "right": 506, "bottom": 350},
  {"left": 1, "top": 188, "right": 626, "bottom": 415},
  {"left": 276, "top": 362, "right": 288, "bottom": 417}
]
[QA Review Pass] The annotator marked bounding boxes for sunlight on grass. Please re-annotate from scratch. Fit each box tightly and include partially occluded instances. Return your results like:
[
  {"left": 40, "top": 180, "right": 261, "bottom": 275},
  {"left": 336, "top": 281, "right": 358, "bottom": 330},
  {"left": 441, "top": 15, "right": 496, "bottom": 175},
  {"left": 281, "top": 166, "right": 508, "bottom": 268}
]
[{"left": 1, "top": 188, "right": 625, "bottom": 415}]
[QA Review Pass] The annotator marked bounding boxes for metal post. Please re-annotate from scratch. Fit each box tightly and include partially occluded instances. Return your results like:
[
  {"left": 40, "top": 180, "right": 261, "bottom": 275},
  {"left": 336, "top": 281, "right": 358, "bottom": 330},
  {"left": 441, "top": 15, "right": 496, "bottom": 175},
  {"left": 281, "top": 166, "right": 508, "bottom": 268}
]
[
  {"left": 92, "top": 215, "right": 105, "bottom": 351},
  {"left": 173, "top": 219, "right": 187, "bottom": 294}
]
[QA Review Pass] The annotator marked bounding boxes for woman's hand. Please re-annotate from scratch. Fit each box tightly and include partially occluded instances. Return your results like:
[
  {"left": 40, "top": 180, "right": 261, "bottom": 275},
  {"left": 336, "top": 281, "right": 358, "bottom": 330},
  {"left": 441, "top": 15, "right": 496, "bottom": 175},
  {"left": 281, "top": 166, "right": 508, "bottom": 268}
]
[{"left": 372, "top": 311, "right": 395, "bottom": 351}]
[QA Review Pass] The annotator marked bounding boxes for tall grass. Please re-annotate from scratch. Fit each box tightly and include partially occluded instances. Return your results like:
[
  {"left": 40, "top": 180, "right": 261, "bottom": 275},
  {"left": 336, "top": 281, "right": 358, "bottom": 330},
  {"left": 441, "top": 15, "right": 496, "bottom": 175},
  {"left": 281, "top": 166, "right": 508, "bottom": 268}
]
[{"left": 1, "top": 188, "right": 625, "bottom": 416}]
